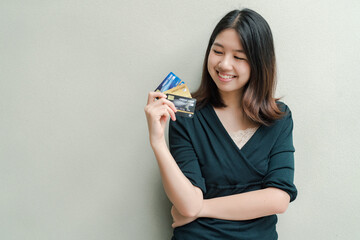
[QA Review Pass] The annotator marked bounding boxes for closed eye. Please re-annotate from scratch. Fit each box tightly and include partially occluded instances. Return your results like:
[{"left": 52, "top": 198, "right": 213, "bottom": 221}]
[
  {"left": 235, "top": 56, "right": 246, "bottom": 60},
  {"left": 213, "top": 49, "right": 222, "bottom": 54}
]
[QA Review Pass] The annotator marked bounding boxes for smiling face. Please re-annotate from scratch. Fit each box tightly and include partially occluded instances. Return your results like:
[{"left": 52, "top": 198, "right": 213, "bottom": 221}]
[{"left": 207, "top": 28, "right": 251, "bottom": 96}]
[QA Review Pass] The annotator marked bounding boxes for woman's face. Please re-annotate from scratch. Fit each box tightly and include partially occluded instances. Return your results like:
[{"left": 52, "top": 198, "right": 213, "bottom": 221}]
[{"left": 207, "top": 28, "right": 251, "bottom": 96}]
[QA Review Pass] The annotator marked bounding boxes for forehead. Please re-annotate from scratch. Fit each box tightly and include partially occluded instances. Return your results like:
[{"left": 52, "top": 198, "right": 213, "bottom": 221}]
[{"left": 213, "top": 28, "right": 243, "bottom": 50}]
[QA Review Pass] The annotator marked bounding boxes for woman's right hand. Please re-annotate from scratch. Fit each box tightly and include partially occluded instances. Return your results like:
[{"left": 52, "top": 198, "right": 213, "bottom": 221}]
[{"left": 144, "top": 92, "right": 177, "bottom": 147}]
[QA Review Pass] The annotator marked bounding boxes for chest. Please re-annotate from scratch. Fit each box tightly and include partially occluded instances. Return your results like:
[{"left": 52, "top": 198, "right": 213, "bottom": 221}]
[
  {"left": 191, "top": 123, "right": 272, "bottom": 186},
  {"left": 213, "top": 107, "right": 260, "bottom": 133}
]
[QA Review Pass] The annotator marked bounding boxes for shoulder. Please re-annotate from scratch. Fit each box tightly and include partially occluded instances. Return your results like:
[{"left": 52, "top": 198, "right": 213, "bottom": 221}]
[
  {"left": 275, "top": 101, "right": 293, "bottom": 124},
  {"left": 275, "top": 101, "right": 294, "bottom": 133},
  {"left": 265, "top": 101, "right": 293, "bottom": 132},
  {"left": 268, "top": 101, "right": 295, "bottom": 153},
  {"left": 276, "top": 101, "right": 292, "bottom": 116}
]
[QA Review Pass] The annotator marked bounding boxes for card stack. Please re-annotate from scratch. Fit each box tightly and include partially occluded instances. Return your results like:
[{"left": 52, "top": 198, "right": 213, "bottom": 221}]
[{"left": 155, "top": 72, "right": 196, "bottom": 118}]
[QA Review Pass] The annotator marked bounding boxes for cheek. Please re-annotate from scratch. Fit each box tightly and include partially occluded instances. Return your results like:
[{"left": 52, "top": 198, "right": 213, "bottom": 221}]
[
  {"left": 238, "top": 62, "right": 251, "bottom": 75},
  {"left": 207, "top": 53, "right": 217, "bottom": 71},
  {"left": 246, "top": 64, "right": 251, "bottom": 76},
  {"left": 207, "top": 57, "right": 212, "bottom": 74}
]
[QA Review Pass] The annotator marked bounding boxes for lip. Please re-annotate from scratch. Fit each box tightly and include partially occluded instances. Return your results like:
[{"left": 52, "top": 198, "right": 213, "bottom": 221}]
[{"left": 217, "top": 71, "right": 236, "bottom": 82}]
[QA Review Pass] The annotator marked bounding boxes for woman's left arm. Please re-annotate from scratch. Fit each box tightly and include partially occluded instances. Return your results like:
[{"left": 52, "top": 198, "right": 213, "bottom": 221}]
[
  {"left": 171, "top": 187, "right": 289, "bottom": 227},
  {"left": 198, "top": 187, "right": 290, "bottom": 220}
]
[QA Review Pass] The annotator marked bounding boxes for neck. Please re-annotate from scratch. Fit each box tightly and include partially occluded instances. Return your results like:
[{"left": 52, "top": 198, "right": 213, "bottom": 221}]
[
  {"left": 215, "top": 89, "right": 259, "bottom": 128},
  {"left": 219, "top": 90, "right": 243, "bottom": 109}
]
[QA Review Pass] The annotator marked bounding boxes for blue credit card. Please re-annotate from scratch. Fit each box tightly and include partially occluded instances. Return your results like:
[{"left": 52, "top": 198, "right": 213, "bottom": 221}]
[{"left": 154, "top": 72, "right": 183, "bottom": 92}]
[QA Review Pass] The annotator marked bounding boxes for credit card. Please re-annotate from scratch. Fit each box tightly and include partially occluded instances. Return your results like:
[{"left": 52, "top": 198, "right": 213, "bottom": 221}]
[
  {"left": 163, "top": 83, "right": 192, "bottom": 98},
  {"left": 154, "top": 72, "right": 183, "bottom": 92},
  {"left": 166, "top": 94, "right": 196, "bottom": 118}
]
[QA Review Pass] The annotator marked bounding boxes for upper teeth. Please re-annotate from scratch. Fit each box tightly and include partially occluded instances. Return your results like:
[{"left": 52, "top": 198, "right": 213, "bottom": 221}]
[{"left": 219, "top": 73, "right": 234, "bottom": 79}]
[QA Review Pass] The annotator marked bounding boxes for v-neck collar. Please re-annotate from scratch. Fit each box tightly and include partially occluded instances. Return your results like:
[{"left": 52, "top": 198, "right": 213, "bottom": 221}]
[{"left": 205, "top": 103, "right": 263, "bottom": 154}]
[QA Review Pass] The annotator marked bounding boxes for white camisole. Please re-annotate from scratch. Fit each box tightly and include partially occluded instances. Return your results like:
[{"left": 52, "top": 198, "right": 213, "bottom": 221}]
[{"left": 228, "top": 127, "right": 259, "bottom": 149}]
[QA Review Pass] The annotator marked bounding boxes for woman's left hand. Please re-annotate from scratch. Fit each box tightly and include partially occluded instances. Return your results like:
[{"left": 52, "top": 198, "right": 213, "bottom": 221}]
[{"left": 171, "top": 205, "right": 198, "bottom": 228}]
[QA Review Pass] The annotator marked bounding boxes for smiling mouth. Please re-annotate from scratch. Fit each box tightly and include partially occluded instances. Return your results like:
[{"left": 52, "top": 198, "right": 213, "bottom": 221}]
[{"left": 217, "top": 71, "right": 236, "bottom": 82}]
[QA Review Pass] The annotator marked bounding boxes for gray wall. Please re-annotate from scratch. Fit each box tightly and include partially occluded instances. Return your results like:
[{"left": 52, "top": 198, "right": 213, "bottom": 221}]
[{"left": 1, "top": 0, "right": 359, "bottom": 239}]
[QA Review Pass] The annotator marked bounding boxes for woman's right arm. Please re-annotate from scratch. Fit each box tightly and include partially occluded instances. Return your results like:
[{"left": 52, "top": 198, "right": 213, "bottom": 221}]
[{"left": 144, "top": 92, "right": 203, "bottom": 218}]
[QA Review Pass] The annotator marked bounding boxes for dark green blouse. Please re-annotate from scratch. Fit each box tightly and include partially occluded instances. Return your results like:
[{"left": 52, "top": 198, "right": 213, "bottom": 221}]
[{"left": 169, "top": 102, "right": 297, "bottom": 240}]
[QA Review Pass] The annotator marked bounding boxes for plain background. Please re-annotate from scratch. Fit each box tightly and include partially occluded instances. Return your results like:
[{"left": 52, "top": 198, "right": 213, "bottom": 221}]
[{"left": 1, "top": 0, "right": 360, "bottom": 239}]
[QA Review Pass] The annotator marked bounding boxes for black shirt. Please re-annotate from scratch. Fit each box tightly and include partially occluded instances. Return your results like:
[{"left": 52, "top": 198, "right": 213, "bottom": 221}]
[{"left": 169, "top": 102, "right": 297, "bottom": 240}]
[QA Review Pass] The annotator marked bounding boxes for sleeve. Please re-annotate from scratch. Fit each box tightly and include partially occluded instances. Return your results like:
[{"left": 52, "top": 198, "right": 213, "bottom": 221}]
[
  {"left": 168, "top": 117, "right": 207, "bottom": 194},
  {"left": 262, "top": 106, "right": 298, "bottom": 202}
]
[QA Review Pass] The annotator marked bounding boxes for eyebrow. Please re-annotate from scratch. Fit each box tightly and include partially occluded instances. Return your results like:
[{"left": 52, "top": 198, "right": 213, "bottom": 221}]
[{"left": 213, "top": 42, "right": 245, "bottom": 53}]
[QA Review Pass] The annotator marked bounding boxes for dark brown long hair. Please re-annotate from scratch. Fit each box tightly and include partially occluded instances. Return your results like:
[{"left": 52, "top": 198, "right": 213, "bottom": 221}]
[{"left": 192, "top": 8, "right": 284, "bottom": 126}]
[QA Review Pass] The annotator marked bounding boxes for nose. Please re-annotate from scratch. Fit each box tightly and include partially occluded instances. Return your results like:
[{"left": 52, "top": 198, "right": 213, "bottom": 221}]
[{"left": 218, "top": 55, "right": 232, "bottom": 71}]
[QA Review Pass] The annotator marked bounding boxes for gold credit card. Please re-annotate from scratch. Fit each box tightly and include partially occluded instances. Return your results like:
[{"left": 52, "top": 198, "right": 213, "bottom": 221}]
[{"left": 163, "top": 83, "right": 192, "bottom": 98}]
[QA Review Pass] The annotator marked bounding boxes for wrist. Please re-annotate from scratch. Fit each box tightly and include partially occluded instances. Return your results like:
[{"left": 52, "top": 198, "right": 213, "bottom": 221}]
[{"left": 150, "top": 138, "right": 167, "bottom": 150}]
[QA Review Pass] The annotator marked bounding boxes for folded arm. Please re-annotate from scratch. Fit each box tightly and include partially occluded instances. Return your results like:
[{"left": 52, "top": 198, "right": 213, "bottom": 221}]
[
  {"left": 198, "top": 187, "right": 290, "bottom": 220},
  {"left": 171, "top": 187, "right": 290, "bottom": 228}
]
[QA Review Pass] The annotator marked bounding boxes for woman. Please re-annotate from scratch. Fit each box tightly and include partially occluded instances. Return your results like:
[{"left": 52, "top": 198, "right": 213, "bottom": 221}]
[{"left": 144, "top": 8, "right": 297, "bottom": 239}]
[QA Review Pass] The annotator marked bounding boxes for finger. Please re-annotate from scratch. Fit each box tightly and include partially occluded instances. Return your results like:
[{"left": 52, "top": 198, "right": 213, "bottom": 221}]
[
  {"left": 164, "top": 96, "right": 177, "bottom": 113},
  {"left": 146, "top": 99, "right": 176, "bottom": 121},
  {"left": 152, "top": 97, "right": 177, "bottom": 113},
  {"left": 145, "top": 103, "right": 169, "bottom": 121},
  {"left": 159, "top": 104, "right": 174, "bottom": 121},
  {"left": 147, "top": 92, "right": 167, "bottom": 104},
  {"left": 158, "top": 106, "right": 170, "bottom": 124},
  {"left": 165, "top": 104, "right": 176, "bottom": 121}
]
